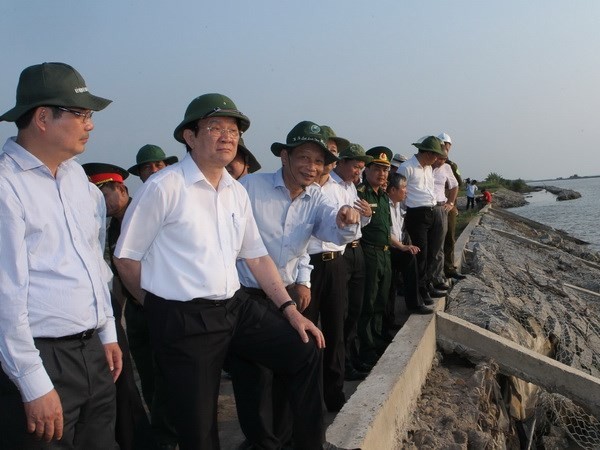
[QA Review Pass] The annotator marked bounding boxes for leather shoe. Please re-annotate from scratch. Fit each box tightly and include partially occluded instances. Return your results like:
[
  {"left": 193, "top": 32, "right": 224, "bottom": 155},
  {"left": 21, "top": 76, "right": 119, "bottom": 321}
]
[
  {"left": 421, "top": 291, "right": 435, "bottom": 305},
  {"left": 344, "top": 366, "right": 367, "bottom": 381},
  {"left": 408, "top": 305, "right": 434, "bottom": 315},
  {"left": 449, "top": 272, "right": 467, "bottom": 280},
  {"left": 429, "top": 287, "right": 447, "bottom": 298},
  {"left": 433, "top": 281, "right": 450, "bottom": 290}
]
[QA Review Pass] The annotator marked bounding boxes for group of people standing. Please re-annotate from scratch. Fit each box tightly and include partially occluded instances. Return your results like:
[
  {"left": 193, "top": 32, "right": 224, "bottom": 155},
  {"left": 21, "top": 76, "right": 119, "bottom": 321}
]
[{"left": 0, "top": 62, "right": 466, "bottom": 450}]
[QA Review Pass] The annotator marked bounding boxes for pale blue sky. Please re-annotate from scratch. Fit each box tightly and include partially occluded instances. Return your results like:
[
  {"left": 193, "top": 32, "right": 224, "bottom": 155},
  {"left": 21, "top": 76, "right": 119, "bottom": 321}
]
[{"left": 2, "top": 1, "right": 599, "bottom": 190}]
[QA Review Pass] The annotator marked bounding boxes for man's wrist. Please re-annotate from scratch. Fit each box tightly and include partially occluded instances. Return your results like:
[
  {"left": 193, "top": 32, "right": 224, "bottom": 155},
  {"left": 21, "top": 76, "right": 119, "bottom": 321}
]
[
  {"left": 279, "top": 300, "right": 297, "bottom": 314},
  {"left": 295, "top": 281, "right": 311, "bottom": 289}
]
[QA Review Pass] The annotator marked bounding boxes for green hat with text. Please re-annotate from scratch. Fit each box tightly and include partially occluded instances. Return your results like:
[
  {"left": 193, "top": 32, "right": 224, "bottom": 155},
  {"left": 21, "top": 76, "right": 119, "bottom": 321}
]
[
  {"left": 271, "top": 121, "right": 339, "bottom": 165},
  {"left": 0, "top": 62, "right": 112, "bottom": 122},
  {"left": 173, "top": 93, "right": 250, "bottom": 144}
]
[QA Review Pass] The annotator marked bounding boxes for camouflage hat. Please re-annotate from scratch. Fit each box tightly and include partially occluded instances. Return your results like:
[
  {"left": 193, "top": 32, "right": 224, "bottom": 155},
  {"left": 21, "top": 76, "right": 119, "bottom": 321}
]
[
  {"left": 128, "top": 144, "right": 178, "bottom": 176},
  {"left": 271, "top": 121, "right": 339, "bottom": 165},
  {"left": 237, "top": 137, "right": 261, "bottom": 174},
  {"left": 173, "top": 93, "right": 250, "bottom": 143},
  {"left": 365, "top": 146, "right": 393, "bottom": 166},
  {"left": 412, "top": 136, "right": 445, "bottom": 156},
  {"left": 338, "top": 143, "right": 373, "bottom": 163},
  {"left": 321, "top": 125, "right": 350, "bottom": 152},
  {"left": 83, "top": 162, "right": 129, "bottom": 187},
  {"left": 0, "top": 62, "right": 112, "bottom": 122}
]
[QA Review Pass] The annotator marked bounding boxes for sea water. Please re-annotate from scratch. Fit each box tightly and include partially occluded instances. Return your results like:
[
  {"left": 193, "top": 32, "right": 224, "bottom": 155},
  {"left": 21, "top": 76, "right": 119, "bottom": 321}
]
[{"left": 511, "top": 177, "right": 600, "bottom": 252}]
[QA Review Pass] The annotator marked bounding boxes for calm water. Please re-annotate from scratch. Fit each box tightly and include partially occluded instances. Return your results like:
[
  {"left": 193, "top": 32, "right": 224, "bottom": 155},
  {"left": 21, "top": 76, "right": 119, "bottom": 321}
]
[{"left": 511, "top": 177, "right": 600, "bottom": 252}]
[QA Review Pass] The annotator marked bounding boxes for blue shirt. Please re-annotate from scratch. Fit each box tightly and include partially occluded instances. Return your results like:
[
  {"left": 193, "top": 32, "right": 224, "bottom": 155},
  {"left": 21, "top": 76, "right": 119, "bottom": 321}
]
[
  {"left": 237, "top": 169, "right": 359, "bottom": 287},
  {"left": 0, "top": 138, "right": 116, "bottom": 401}
]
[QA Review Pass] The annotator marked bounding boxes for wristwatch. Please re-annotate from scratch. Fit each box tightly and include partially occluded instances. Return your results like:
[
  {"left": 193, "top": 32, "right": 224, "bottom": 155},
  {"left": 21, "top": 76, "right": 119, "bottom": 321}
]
[{"left": 295, "top": 281, "right": 311, "bottom": 289}]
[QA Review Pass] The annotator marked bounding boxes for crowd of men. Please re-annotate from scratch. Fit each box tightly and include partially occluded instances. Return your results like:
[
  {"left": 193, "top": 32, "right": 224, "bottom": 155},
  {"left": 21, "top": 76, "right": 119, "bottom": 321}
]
[{"left": 0, "top": 62, "right": 466, "bottom": 450}]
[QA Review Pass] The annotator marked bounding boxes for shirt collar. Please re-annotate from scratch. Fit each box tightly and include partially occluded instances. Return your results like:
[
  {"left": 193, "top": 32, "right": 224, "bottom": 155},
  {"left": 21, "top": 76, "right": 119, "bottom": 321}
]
[
  {"left": 273, "top": 167, "right": 313, "bottom": 199},
  {"left": 181, "top": 152, "right": 234, "bottom": 189},
  {"left": 3, "top": 137, "right": 78, "bottom": 175}
]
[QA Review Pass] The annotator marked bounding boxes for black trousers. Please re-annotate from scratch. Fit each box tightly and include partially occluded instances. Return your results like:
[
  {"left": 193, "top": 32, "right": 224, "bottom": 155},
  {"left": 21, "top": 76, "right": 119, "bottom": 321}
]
[
  {"left": 342, "top": 244, "right": 366, "bottom": 367},
  {"left": 404, "top": 206, "right": 435, "bottom": 292},
  {"left": 389, "top": 248, "right": 424, "bottom": 312},
  {"left": 0, "top": 334, "right": 117, "bottom": 450},
  {"left": 146, "top": 290, "right": 324, "bottom": 450},
  {"left": 304, "top": 252, "right": 347, "bottom": 410}
]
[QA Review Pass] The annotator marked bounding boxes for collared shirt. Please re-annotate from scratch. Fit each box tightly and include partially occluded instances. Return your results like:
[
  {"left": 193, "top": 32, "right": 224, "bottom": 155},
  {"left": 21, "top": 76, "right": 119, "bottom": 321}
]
[
  {"left": 389, "top": 199, "right": 406, "bottom": 242},
  {"left": 237, "top": 169, "right": 359, "bottom": 288},
  {"left": 397, "top": 155, "right": 436, "bottom": 208},
  {"left": 307, "top": 175, "right": 350, "bottom": 255},
  {"left": 0, "top": 137, "right": 116, "bottom": 402},
  {"left": 330, "top": 170, "right": 370, "bottom": 231},
  {"left": 357, "top": 180, "right": 391, "bottom": 246},
  {"left": 115, "top": 153, "right": 267, "bottom": 301},
  {"left": 433, "top": 163, "right": 459, "bottom": 203}
]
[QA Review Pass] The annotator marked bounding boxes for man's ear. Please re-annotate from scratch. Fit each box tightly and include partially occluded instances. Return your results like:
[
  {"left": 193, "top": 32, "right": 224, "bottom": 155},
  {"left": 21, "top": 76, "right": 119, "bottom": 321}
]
[{"left": 281, "top": 149, "right": 289, "bottom": 167}]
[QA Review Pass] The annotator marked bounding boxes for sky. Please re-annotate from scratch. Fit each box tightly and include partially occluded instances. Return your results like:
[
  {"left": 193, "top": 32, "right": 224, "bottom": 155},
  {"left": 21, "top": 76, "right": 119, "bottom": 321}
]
[{"left": 1, "top": 1, "right": 599, "bottom": 192}]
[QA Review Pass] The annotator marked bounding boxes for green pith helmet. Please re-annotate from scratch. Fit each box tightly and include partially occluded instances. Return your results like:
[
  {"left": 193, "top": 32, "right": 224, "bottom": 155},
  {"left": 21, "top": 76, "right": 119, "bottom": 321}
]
[
  {"left": 320, "top": 125, "right": 350, "bottom": 152},
  {"left": 271, "top": 121, "right": 339, "bottom": 165},
  {"left": 128, "top": 144, "right": 179, "bottom": 176},
  {"left": 339, "top": 143, "right": 373, "bottom": 164},
  {"left": 366, "top": 146, "right": 393, "bottom": 166},
  {"left": 412, "top": 136, "right": 445, "bottom": 156},
  {"left": 0, "top": 62, "right": 112, "bottom": 122},
  {"left": 173, "top": 93, "right": 250, "bottom": 143},
  {"left": 237, "top": 137, "right": 261, "bottom": 173}
]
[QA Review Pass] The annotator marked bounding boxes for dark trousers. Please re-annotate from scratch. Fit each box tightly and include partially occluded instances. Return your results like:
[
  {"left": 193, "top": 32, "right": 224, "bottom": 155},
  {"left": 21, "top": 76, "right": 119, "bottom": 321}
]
[
  {"left": 389, "top": 248, "right": 424, "bottom": 312},
  {"left": 342, "top": 244, "right": 366, "bottom": 367},
  {"left": 358, "top": 244, "right": 391, "bottom": 359},
  {"left": 466, "top": 196, "right": 475, "bottom": 209},
  {"left": 0, "top": 334, "right": 117, "bottom": 450},
  {"left": 429, "top": 205, "right": 448, "bottom": 285},
  {"left": 124, "top": 299, "right": 177, "bottom": 446},
  {"left": 146, "top": 291, "right": 324, "bottom": 450},
  {"left": 404, "top": 206, "right": 435, "bottom": 292},
  {"left": 304, "top": 252, "right": 347, "bottom": 410},
  {"left": 444, "top": 206, "right": 459, "bottom": 275}
]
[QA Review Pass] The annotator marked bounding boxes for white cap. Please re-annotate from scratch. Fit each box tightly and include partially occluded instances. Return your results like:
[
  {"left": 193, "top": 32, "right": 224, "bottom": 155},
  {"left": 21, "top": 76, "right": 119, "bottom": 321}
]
[
  {"left": 437, "top": 132, "right": 452, "bottom": 144},
  {"left": 391, "top": 153, "right": 408, "bottom": 168}
]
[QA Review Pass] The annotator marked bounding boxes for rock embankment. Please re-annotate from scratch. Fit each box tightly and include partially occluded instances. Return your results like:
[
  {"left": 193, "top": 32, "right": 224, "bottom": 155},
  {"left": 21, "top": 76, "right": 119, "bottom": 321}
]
[
  {"left": 402, "top": 207, "right": 600, "bottom": 449},
  {"left": 543, "top": 185, "right": 582, "bottom": 201}
]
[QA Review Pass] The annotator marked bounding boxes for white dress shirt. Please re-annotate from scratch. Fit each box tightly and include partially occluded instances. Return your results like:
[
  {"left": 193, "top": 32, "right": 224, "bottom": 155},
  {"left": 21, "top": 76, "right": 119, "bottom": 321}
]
[
  {"left": 115, "top": 153, "right": 267, "bottom": 301},
  {"left": 237, "top": 169, "right": 359, "bottom": 288},
  {"left": 397, "top": 155, "right": 436, "bottom": 208},
  {"left": 330, "top": 170, "right": 371, "bottom": 230},
  {"left": 433, "top": 163, "right": 459, "bottom": 203},
  {"left": 307, "top": 175, "right": 350, "bottom": 255},
  {"left": 0, "top": 137, "right": 116, "bottom": 401},
  {"left": 389, "top": 199, "right": 406, "bottom": 242}
]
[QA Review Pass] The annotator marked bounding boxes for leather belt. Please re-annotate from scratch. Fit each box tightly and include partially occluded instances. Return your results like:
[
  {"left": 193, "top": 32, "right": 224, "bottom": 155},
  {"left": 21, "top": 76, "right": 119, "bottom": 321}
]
[
  {"left": 406, "top": 206, "right": 434, "bottom": 211},
  {"left": 347, "top": 240, "right": 360, "bottom": 248},
  {"left": 38, "top": 329, "right": 96, "bottom": 341},
  {"left": 436, "top": 201, "right": 446, "bottom": 206},
  {"left": 361, "top": 242, "right": 389, "bottom": 251},
  {"left": 312, "top": 251, "right": 341, "bottom": 262}
]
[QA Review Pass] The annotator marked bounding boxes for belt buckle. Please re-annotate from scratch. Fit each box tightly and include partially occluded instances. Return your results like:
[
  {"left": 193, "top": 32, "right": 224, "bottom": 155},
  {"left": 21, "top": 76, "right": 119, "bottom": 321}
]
[
  {"left": 383, "top": 245, "right": 389, "bottom": 251},
  {"left": 81, "top": 329, "right": 94, "bottom": 340},
  {"left": 322, "top": 252, "right": 334, "bottom": 262},
  {"left": 350, "top": 240, "right": 359, "bottom": 248}
]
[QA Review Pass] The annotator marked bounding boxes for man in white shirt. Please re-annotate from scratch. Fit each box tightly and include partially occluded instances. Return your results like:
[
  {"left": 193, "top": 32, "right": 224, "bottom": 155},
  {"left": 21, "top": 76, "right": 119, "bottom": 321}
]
[
  {"left": 114, "top": 94, "right": 327, "bottom": 450},
  {"left": 0, "top": 62, "right": 121, "bottom": 449},
  {"left": 397, "top": 136, "right": 448, "bottom": 303}
]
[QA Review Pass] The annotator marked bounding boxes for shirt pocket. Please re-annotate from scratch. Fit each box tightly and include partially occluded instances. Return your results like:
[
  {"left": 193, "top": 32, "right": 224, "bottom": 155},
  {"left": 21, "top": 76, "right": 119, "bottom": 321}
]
[{"left": 231, "top": 215, "right": 247, "bottom": 253}]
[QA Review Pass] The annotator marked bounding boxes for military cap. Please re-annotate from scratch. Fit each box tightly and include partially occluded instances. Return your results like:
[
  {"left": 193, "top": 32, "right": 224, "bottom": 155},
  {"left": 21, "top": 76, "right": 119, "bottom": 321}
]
[
  {"left": 365, "top": 146, "right": 393, "bottom": 166},
  {"left": 320, "top": 125, "right": 350, "bottom": 152},
  {"left": 338, "top": 143, "right": 373, "bottom": 163},
  {"left": 82, "top": 162, "right": 129, "bottom": 186}
]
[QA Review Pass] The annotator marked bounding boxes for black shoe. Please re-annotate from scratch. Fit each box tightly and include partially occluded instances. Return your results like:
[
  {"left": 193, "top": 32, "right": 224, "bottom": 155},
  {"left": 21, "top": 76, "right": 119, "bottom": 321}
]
[
  {"left": 408, "top": 305, "right": 434, "bottom": 315},
  {"left": 448, "top": 272, "right": 467, "bottom": 280},
  {"left": 421, "top": 290, "right": 435, "bottom": 305},
  {"left": 325, "top": 393, "right": 346, "bottom": 412},
  {"left": 344, "top": 366, "right": 367, "bottom": 381},
  {"left": 429, "top": 287, "right": 447, "bottom": 298},
  {"left": 433, "top": 281, "right": 450, "bottom": 290}
]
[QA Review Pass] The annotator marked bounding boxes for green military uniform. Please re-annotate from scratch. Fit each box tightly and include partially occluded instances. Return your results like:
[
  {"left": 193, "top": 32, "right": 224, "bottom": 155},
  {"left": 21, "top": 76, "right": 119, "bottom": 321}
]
[
  {"left": 357, "top": 147, "right": 393, "bottom": 364},
  {"left": 444, "top": 159, "right": 462, "bottom": 276}
]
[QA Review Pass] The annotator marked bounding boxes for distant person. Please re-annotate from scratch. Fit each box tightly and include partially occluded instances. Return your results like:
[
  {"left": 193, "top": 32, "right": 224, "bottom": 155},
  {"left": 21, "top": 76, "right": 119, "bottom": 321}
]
[
  {"left": 390, "top": 153, "right": 408, "bottom": 174},
  {"left": 128, "top": 144, "right": 178, "bottom": 183},
  {"left": 480, "top": 187, "right": 492, "bottom": 206},
  {"left": 114, "top": 95, "right": 328, "bottom": 449},
  {"left": 466, "top": 179, "right": 478, "bottom": 209},
  {"left": 226, "top": 136, "right": 261, "bottom": 179},
  {"left": 0, "top": 62, "right": 121, "bottom": 449}
]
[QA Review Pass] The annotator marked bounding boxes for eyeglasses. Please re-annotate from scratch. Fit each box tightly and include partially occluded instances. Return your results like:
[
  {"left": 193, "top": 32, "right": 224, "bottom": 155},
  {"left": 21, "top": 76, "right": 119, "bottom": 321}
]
[
  {"left": 205, "top": 126, "right": 241, "bottom": 139},
  {"left": 57, "top": 107, "right": 94, "bottom": 123}
]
